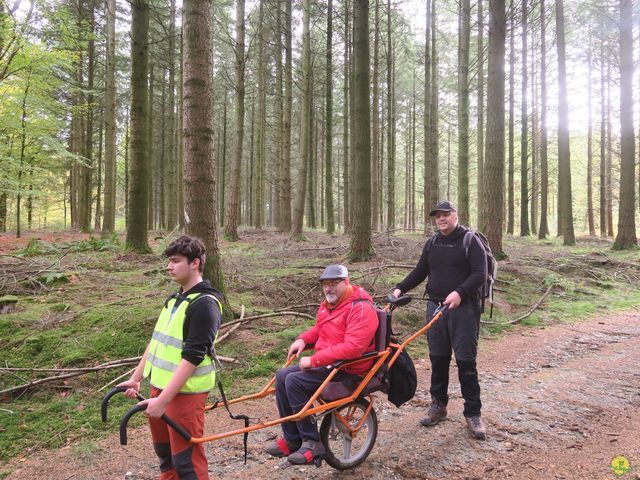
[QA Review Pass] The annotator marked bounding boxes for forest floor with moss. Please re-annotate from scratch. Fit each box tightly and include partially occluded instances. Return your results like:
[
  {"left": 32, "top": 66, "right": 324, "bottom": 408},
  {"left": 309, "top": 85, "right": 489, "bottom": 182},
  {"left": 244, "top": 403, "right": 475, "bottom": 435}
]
[{"left": 0, "top": 228, "right": 639, "bottom": 479}]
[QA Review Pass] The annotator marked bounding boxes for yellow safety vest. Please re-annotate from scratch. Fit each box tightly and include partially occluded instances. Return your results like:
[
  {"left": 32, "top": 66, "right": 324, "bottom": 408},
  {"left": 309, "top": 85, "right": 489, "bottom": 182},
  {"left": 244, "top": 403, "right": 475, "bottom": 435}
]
[{"left": 143, "top": 292, "right": 221, "bottom": 393}]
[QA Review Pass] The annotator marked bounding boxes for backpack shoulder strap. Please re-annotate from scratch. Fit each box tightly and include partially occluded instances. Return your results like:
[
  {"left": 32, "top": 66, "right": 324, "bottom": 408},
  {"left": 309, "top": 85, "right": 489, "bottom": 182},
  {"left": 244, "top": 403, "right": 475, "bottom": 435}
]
[
  {"left": 462, "top": 229, "right": 476, "bottom": 259},
  {"left": 425, "top": 233, "right": 439, "bottom": 253}
]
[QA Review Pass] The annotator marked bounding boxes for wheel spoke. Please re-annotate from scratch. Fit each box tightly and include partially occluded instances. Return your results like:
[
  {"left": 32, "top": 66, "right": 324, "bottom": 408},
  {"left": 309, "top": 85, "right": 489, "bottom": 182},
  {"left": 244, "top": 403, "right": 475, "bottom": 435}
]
[{"left": 342, "top": 435, "right": 353, "bottom": 459}]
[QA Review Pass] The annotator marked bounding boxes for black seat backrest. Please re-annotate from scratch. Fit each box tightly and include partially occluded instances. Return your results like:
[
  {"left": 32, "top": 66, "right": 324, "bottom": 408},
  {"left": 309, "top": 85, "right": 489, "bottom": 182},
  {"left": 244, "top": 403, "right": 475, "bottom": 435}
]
[{"left": 375, "top": 308, "right": 390, "bottom": 352}]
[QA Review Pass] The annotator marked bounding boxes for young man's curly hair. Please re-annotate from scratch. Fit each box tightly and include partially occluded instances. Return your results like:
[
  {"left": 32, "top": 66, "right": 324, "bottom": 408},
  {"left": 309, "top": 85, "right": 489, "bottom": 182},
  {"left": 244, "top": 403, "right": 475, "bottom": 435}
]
[{"left": 163, "top": 235, "right": 206, "bottom": 273}]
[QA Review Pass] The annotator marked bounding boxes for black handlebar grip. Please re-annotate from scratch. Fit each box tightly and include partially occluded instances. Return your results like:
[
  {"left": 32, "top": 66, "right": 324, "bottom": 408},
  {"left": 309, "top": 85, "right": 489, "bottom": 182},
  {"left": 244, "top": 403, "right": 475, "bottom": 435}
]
[
  {"left": 101, "top": 386, "right": 128, "bottom": 422},
  {"left": 119, "top": 405, "right": 192, "bottom": 446},
  {"left": 120, "top": 405, "right": 146, "bottom": 445}
]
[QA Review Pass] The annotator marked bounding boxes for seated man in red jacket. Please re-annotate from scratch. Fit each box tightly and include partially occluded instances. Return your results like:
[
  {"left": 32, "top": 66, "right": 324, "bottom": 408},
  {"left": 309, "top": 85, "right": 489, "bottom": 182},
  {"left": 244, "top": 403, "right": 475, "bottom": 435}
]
[{"left": 265, "top": 264, "right": 379, "bottom": 465}]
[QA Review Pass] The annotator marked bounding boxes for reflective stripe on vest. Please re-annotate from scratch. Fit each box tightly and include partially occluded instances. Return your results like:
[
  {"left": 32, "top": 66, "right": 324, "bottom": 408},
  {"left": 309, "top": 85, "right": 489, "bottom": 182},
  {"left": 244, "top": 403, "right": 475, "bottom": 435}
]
[{"left": 143, "top": 292, "right": 222, "bottom": 393}]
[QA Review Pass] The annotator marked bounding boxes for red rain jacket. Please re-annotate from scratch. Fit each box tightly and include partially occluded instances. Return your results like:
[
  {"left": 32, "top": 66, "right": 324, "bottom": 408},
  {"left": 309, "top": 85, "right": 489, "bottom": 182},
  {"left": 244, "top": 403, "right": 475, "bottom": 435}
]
[{"left": 298, "top": 285, "right": 379, "bottom": 376}]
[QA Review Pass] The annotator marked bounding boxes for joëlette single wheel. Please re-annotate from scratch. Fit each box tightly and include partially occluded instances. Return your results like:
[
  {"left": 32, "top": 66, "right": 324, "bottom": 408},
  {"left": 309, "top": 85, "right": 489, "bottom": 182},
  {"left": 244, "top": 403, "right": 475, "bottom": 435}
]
[{"left": 319, "top": 397, "right": 378, "bottom": 470}]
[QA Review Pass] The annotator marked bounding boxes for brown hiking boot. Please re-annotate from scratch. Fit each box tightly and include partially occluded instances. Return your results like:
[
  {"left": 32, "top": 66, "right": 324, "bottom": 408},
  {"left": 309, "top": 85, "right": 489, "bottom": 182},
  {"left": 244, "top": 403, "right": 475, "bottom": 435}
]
[
  {"left": 466, "top": 415, "right": 486, "bottom": 440},
  {"left": 419, "top": 400, "right": 447, "bottom": 426}
]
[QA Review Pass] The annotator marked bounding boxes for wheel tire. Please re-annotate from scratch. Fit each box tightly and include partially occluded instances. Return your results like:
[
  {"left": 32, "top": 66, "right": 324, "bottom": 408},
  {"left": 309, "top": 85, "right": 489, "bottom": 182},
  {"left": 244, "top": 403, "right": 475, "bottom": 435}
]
[{"left": 319, "top": 398, "right": 378, "bottom": 470}]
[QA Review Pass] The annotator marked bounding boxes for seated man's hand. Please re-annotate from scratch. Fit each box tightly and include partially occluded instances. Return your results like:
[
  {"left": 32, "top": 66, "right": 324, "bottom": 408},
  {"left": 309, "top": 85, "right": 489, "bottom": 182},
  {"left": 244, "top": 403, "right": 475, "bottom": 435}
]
[
  {"left": 391, "top": 288, "right": 401, "bottom": 298},
  {"left": 288, "top": 338, "right": 306, "bottom": 358},
  {"left": 299, "top": 356, "right": 312, "bottom": 370}
]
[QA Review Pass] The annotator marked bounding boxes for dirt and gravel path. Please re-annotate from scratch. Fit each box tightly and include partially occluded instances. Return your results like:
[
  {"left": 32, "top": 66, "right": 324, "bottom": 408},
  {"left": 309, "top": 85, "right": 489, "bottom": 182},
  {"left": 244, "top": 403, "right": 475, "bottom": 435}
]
[{"left": 7, "top": 309, "right": 640, "bottom": 480}]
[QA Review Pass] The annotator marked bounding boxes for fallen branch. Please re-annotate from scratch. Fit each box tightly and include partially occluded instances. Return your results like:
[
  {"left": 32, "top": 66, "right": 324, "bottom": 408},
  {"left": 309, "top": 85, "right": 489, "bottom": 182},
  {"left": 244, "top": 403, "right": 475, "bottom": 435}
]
[
  {"left": 215, "top": 305, "right": 244, "bottom": 344},
  {"left": 481, "top": 283, "right": 555, "bottom": 326},
  {"left": 0, "top": 355, "right": 237, "bottom": 396},
  {"left": 219, "top": 310, "right": 315, "bottom": 330}
]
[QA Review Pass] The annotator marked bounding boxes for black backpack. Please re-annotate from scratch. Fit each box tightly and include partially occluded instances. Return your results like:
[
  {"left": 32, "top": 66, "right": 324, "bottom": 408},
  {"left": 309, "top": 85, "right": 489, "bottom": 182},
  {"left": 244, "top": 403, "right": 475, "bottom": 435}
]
[
  {"left": 387, "top": 349, "right": 417, "bottom": 408},
  {"left": 426, "top": 228, "right": 497, "bottom": 316}
]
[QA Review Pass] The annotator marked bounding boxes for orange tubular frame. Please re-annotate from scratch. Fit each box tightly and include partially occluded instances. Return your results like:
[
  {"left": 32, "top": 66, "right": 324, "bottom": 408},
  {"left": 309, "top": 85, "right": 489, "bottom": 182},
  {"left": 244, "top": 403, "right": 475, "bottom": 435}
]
[{"left": 182, "top": 307, "right": 446, "bottom": 445}]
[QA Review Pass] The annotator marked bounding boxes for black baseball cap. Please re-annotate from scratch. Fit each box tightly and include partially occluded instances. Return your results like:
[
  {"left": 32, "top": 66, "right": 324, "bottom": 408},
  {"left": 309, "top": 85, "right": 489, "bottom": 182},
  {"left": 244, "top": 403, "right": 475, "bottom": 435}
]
[{"left": 429, "top": 200, "right": 457, "bottom": 216}]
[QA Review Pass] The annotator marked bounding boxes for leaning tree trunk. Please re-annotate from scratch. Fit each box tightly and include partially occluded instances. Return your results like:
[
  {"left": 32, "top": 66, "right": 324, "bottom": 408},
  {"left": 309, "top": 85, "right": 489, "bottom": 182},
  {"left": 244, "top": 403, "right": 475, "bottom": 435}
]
[
  {"left": 349, "top": 0, "right": 373, "bottom": 261},
  {"left": 613, "top": 0, "right": 637, "bottom": 249},
  {"left": 182, "top": 0, "right": 226, "bottom": 297},
  {"left": 125, "top": 0, "right": 150, "bottom": 252},
  {"left": 481, "top": 0, "right": 506, "bottom": 257},
  {"left": 555, "top": 0, "right": 575, "bottom": 245},
  {"left": 290, "top": 0, "right": 311, "bottom": 240},
  {"left": 224, "top": 0, "right": 245, "bottom": 241}
]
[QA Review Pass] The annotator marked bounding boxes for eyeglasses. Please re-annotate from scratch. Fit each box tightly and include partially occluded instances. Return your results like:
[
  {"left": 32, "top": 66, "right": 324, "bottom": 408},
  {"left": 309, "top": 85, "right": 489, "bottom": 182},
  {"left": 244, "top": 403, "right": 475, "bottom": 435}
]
[{"left": 320, "top": 279, "right": 344, "bottom": 288}]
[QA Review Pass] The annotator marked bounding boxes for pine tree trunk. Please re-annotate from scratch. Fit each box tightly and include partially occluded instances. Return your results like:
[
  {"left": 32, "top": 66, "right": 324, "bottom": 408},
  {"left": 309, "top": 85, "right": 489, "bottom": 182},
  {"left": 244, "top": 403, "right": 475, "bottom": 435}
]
[
  {"left": 386, "top": 0, "right": 395, "bottom": 230},
  {"left": 586, "top": 25, "right": 595, "bottom": 236},
  {"left": 476, "top": 0, "right": 485, "bottom": 229},
  {"left": 481, "top": 0, "right": 506, "bottom": 257},
  {"left": 349, "top": 0, "right": 373, "bottom": 261},
  {"left": 254, "top": 0, "right": 265, "bottom": 229},
  {"left": 125, "top": 0, "right": 150, "bottom": 252},
  {"left": 342, "top": 0, "right": 350, "bottom": 232},
  {"left": 555, "top": 0, "right": 575, "bottom": 245},
  {"left": 94, "top": 112, "right": 103, "bottom": 231},
  {"left": 102, "top": 0, "right": 117, "bottom": 235},
  {"left": 613, "top": 0, "right": 637, "bottom": 249},
  {"left": 520, "top": 0, "right": 530, "bottom": 236},
  {"left": 507, "top": 0, "right": 515, "bottom": 235},
  {"left": 457, "top": 0, "right": 471, "bottom": 226},
  {"left": 224, "top": 0, "right": 245, "bottom": 241},
  {"left": 291, "top": 0, "right": 311, "bottom": 240},
  {"left": 538, "top": 0, "right": 549, "bottom": 239},
  {"left": 428, "top": 0, "right": 439, "bottom": 211},
  {"left": 147, "top": 63, "right": 155, "bottom": 230},
  {"left": 325, "top": 0, "right": 335, "bottom": 234},
  {"left": 182, "top": 0, "right": 225, "bottom": 297},
  {"left": 530, "top": 28, "right": 538, "bottom": 236},
  {"left": 371, "top": 0, "right": 380, "bottom": 232},
  {"left": 273, "top": 0, "right": 283, "bottom": 229},
  {"left": 81, "top": 0, "right": 95, "bottom": 233},
  {"left": 279, "top": 0, "right": 292, "bottom": 231},
  {"left": 166, "top": 0, "right": 177, "bottom": 230},
  {"left": 599, "top": 42, "right": 606, "bottom": 237},
  {"left": 423, "top": 0, "right": 432, "bottom": 230},
  {"left": 606, "top": 60, "right": 614, "bottom": 237}
]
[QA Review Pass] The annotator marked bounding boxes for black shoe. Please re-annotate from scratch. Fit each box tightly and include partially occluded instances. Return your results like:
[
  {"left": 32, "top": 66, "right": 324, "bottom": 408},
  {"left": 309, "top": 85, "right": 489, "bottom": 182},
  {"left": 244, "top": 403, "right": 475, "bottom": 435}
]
[{"left": 287, "top": 440, "right": 326, "bottom": 466}]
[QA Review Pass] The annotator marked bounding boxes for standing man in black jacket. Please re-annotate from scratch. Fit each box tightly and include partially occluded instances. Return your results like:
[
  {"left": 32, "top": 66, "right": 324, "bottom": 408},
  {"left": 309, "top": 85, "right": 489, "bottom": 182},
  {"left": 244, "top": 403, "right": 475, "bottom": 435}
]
[{"left": 392, "top": 201, "right": 487, "bottom": 440}]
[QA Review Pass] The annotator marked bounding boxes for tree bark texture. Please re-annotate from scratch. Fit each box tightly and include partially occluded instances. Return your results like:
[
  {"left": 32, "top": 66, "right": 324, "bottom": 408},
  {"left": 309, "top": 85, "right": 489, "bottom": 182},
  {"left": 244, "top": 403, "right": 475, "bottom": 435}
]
[
  {"left": 613, "top": 0, "right": 637, "bottom": 249},
  {"left": 457, "top": 0, "right": 471, "bottom": 226},
  {"left": 102, "top": 0, "right": 116, "bottom": 235},
  {"left": 125, "top": 0, "right": 150, "bottom": 252},
  {"left": 325, "top": 0, "right": 335, "bottom": 234},
  {"left": 555, "top": 0, "right": 576, "bottom": 245},
  {"left": 224, "top": 0, "right": 245, "bottom": 241},
  {"left": 349, "top": 0, "right": 373, "bottom": 261},
  {"left": 291, "top": 0, "right": 311, "bottom": 240},
  {"left": 182, "top": 0, "right": 225, "bottom": 296},
  {"left": 481, "top": 0, "right": 506, "bottom": 257}
]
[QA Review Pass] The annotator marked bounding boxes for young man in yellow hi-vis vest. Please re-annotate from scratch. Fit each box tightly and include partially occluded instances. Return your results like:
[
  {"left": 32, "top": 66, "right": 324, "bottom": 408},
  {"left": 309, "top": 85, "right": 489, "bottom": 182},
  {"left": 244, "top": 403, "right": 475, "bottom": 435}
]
[{"left": 117, "top": 235, "right": 222, "bottom": 480}]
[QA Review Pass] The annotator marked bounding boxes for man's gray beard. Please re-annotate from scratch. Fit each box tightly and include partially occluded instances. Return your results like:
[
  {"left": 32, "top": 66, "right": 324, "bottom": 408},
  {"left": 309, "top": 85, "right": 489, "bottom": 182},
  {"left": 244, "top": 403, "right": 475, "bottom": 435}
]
[{"left": 325, "top": 293, "right": 338, "bottom": 304}]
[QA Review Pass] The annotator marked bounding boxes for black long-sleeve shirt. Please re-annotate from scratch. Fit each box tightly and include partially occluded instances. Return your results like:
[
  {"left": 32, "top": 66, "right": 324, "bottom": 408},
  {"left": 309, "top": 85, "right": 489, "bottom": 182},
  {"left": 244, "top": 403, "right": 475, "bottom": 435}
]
[
  {"left": 396, "top": 225, "right": 486, "bottom": 303},
  {"left": 173, "top": 280, "right": 222, "bottom": 366}
]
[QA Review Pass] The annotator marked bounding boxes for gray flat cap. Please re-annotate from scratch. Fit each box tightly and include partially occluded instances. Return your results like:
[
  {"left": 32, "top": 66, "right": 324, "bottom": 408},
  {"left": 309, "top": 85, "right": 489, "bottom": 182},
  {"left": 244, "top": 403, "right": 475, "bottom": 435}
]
[{"left": 319, "top": 264, "right": 349, "bottom": 281}]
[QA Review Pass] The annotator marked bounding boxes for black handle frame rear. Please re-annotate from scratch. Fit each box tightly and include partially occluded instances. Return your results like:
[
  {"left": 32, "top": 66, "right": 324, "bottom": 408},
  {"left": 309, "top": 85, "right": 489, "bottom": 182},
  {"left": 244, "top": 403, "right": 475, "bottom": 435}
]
[{"left": 101, "top": 387, "right": 192, "bottom": 445}]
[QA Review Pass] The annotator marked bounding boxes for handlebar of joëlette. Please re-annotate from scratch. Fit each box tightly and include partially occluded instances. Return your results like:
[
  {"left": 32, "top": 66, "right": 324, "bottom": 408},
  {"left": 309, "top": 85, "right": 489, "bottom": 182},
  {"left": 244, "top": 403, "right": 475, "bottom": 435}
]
[{"left": 101, "top": 386, "right": 192, "bottom": 445}]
